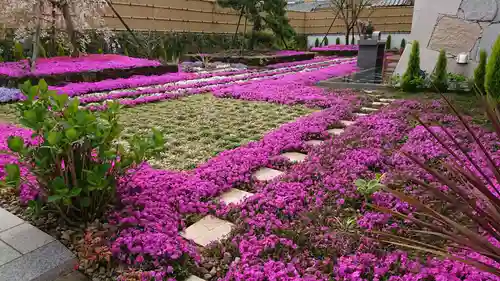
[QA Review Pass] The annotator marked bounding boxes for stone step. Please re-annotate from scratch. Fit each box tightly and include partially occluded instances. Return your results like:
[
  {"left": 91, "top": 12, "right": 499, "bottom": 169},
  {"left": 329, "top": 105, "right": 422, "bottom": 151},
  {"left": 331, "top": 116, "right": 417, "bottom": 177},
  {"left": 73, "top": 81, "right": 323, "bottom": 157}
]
[
  {"left": 305, "top": 140, "right": 324, "bottom": 146},
  {"left": 327, "top": 128, "right": 344, "bottom": 136},
  {"left": 187, "top": 276, "right": 206, "bottom": 281},
  {"left": 361, "top": 107, "right": 378, "bottom": 112},
  {"left": 219, "top": 188, "right": 253, "bottom": 205},
  {"left": 181, "top": 215, "right": 234, "bottom": 247},
  {"left": 340, "top": 120, "right": 355, "bottom": 127},
  {"left": 280, "top": 152, "right": 307, "bottom": 163},
  {"left": 372, "top": 101, "right": 390, "bottom": 107},
  {"left": 379, "top": 98, "right": 396, "bottom": 102},
  {"left": 253, "top": 167, "right": 284, "bottom": 181},
  {"left": 354, "top": 112, "right": 368, "bottom": 117}
]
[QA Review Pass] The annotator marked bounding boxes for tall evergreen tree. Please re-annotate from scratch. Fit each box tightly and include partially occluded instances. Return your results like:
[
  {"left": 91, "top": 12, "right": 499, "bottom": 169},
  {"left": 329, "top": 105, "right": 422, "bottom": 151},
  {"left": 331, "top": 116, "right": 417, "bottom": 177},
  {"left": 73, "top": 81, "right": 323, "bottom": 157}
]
[
  {"left": 386, "top": 34, "right": 392, "bottom": 49},
  {"left": 432, "top": 49, "right": 448, "bottom": 92},
  {"left": 401, "top": 41, "right": 421, "bottom": 92},
  {"left": 474, "top": 49, "right": 487, "bottom": 95},
  {"left": 485, "top": 35, "right": 500, "bottom": 98}
]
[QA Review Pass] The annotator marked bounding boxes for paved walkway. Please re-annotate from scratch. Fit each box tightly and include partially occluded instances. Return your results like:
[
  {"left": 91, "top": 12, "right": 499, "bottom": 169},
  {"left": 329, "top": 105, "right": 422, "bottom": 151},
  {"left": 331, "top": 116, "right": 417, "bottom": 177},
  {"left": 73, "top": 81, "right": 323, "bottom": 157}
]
[{"left": 0, "top": 207, "right": 77, "bottom": 281}]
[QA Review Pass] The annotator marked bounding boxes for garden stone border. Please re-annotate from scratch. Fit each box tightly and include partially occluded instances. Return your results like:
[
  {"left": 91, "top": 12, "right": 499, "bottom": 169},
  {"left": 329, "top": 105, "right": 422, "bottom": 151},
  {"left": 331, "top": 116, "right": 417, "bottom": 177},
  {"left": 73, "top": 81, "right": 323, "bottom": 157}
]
[
  {"left": 182, "top": 53, "right": 316, "bottom": 66},
  {"left": 0, "top": 206, "right": 77, "bottom": 281}
]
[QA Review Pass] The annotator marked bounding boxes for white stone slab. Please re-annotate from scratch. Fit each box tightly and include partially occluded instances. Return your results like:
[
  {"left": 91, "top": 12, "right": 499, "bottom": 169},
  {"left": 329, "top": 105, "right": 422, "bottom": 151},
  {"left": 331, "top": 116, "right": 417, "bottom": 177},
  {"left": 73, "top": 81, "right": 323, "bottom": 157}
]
[
  {"left": 305, "top": 140, "right": 324, "bottom": 146},
  {"left": 280, "top": 152, "right": 307, "bottom": 163},
  {"left": 361, "top": 107, "right": 378, "bottom": 112},
  {"left": 219, "top": 188, "right": 253, "bottom": 205},
  {"left": 327, "top": 128, "right": 344, "bottom": 136},
  {"left": 0, "top": 207, "right": 23, "bottom": 233},
  {"left": 186, "top": 276, "right": 205, "bottom": 281},
  {"left": 181, "top": 215, "right": 234, "bottom": 247},
  {"left": 253, "top": 167, "right": 284, "bottom": 181},
  {"left": 341, "top": 120, "right": 355, "bottom": 127},
  {"left": 372, "top": 102, "right": 390, "bottom": 106},
  {"left": 354, "top": 113, "right": 368, "bottom": 117},
  {"left": 379, "top": 98, "right": 396, "bottom": 102},
  {"left": 0, "top": 223, "right": 54, "bottom": 254}
]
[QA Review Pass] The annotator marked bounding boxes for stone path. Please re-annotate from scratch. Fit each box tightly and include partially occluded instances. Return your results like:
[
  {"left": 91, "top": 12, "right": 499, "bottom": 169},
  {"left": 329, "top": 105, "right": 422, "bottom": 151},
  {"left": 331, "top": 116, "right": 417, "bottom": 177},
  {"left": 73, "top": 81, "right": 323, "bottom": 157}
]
[
  {"left": 0, "top": 207, "right": 77, "bottom": 281},
  {"left": 180, "top": 92, "right": 396, "bottom": 281}
]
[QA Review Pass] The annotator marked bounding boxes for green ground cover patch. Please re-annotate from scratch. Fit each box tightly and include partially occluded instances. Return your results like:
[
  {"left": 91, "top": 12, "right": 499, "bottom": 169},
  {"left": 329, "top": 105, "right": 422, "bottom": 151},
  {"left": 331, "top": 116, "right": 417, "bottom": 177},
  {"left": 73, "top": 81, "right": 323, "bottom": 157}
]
[{"left": 120, "top": 94, "right": 315, "bottom": 170}]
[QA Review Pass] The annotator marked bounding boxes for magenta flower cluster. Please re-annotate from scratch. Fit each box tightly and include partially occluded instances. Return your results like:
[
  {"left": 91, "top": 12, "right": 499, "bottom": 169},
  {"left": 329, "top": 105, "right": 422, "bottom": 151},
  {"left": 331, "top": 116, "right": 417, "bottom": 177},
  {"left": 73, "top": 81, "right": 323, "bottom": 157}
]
[
  {"left": 0, "top": 54, "right": 161, "bottom": 77},
  {"left": 311, "top": 44, "right": 360, "bottom": 52}
]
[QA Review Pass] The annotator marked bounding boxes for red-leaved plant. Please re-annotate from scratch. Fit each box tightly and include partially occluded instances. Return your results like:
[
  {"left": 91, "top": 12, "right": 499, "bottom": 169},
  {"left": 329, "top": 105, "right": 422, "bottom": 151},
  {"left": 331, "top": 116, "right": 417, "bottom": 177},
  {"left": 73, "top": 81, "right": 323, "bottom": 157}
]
[{"left": 373, "top": 88, "right": 500, "bottom": 276}]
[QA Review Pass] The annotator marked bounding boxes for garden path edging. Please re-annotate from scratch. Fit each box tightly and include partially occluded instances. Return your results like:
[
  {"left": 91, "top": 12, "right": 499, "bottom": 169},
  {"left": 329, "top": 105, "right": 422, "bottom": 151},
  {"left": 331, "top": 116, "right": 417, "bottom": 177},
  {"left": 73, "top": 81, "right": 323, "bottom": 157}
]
[{"left": 0, "top": 206, "right": 77, "bottom": 281}]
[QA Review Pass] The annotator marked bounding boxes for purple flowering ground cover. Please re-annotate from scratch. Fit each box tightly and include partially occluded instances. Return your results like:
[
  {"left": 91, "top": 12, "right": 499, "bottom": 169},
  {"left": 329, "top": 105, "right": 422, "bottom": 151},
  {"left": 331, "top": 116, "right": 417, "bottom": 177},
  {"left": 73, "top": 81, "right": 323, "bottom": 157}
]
[
  {"left": 106, "top": 96, "right": 500, "bottom": 280},
  {"left": 0, "top": 55, "right": 498, "bottom": 280}
]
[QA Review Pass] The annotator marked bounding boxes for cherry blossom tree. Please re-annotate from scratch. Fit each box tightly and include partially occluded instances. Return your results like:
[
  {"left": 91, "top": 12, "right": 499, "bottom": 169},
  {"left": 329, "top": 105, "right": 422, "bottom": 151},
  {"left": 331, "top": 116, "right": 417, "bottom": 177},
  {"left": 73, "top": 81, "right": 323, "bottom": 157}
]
[{"left": 0, "top": 0, "right": 112, "bottom": 69}]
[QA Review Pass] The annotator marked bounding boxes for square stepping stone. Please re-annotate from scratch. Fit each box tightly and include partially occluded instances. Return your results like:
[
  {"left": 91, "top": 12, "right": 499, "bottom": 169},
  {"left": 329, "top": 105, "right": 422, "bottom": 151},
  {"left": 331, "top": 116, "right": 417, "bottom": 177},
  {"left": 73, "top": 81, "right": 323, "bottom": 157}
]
[
  {"left": 280, "top": 152, "right": 307, "bottom": 163},
  {"left": 363, "top": 90, "right": 374, "bottom": 94},
  {"left": 253, "top": 167, "right": 284, "bottom": 181},
  {"left": 372, "top": 101, "right": 389, "bottom": 106},
  {"left": 354, "top": 112, "right": 368, "bottom": 117},
  {"left": 328, "top": 128, "right": 344, "bottom": 135},
  {"left": 186, "top": 276, "right": 205, "bottom": 281},
  {"left": 181, "top": 215, "right": 234, "bottom": 247},
  {"left": 219, "top": 188, "right": 253, "bottom": 205},
  {"left": 0, "top": 207, "right": 23, "bottom": 233},
  {"left": 379, "top": 98, "right": 396, "bottom": 102},
  {"left": 361, "top": 107, "right": 378, "bottom": 112},
  {"left": 340, "top": 120, "right": 355, "bottom": 127},
  {"left": 0, "top": 223, "right": 54, "bottom": 254},
  {"left": 0, "top": 240, "right": 21, "bottom": 266},
  {"left": 305, "top": 140, "right": 324, "bottom": 146}
]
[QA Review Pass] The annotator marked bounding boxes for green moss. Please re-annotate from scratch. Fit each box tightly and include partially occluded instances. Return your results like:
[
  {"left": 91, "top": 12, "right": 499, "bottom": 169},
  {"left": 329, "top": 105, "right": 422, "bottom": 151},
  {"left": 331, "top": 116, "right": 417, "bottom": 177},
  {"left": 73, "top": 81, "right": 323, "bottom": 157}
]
[{"left": 119, "top": 94, "right": 315, "bottom": 170}]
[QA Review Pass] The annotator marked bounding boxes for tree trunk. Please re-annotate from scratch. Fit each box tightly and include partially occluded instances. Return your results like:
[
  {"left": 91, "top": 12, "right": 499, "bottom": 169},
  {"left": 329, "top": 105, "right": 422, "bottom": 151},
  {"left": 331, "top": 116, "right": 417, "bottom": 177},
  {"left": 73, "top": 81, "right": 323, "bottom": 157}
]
[
  {"left": 240, "top": 16, "right": 247, "bottom": 55},
  {"left": 51, "top": 2, "right": 57, "bottom": 56},
  {"left": 232, "top": 9, "right": 244, "bottom": 48},
  {"left": 31, "top": 0, "right": 42, "bottom": 71},
  {"left": 345, "top": 29, "right": 350, "bottom": 45},
  {"left": 105, "top": 0, "right": 142, "bottom": 49},
  {"left": 60, "top": 1, "right": 79, "bottom": 57}
]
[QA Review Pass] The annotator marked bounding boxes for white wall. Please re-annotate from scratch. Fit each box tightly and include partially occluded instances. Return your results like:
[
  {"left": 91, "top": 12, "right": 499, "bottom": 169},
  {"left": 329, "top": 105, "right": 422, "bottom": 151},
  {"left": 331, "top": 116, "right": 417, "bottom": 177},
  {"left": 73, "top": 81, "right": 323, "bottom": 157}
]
[{"left": 307, "top": 32, "right": 410, "bottom": 49}]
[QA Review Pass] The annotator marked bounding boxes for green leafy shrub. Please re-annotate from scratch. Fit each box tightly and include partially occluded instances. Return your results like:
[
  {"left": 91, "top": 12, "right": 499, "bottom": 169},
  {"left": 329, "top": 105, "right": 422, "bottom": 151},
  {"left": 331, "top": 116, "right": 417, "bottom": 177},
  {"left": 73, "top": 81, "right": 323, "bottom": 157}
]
[
  {"left": 355, "top": 174, "right": 385, "bottom": 199},
  {"left": 2, "top": 80, "right": 164, "bottom": 224},
  {"left": 474, "top": 50, "right": 487, "bottom": 95},
  {"left": 485, "top": 35, "right": 500, "bottom": 98},
  {"left": 13, "top": 42, "right": 24, "bottom": 61},
  {"left": 432, "top": 49, "right": 448, "bottom": 92},
  {"left": 324, "top": 37, "right": 329, "bottom": 46},
  {"left": 401, "top": 41, "right": 421, "bottom": 92},
  {"left": 97, "top": 48, "right": 104, "bottom": 54},
  {"left": 400, "top": 38, "right": 406, "bottom": 50},
  {"left": 386, "top": 34, "right": 392, "bottom": 49},
  {"left": 336, "top": 37, "right": 340, "bottom": 45},
  {"left": 315, "top": 38, "right": 320, "bottom": 47}
]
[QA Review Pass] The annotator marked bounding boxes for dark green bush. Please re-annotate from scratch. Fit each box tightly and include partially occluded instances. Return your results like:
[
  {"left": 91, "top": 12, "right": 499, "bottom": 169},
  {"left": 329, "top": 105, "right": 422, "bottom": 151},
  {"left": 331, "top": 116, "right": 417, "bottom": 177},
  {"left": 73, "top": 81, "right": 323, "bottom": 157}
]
[
  {"left": 400, "top": 38, "right": 406, "bottom": 50},
  {"left": 324, "top": 37, "right": 329, "bottom": 46},
  {"left": 336, "top": 37, "right": 340, "bottom": 45},
  {"left": 315, "top": 38, "right": 320, "bottom": 47},
  {"left": 401, "top": 41, "right": 421, "bottom": 92},
  {"left": 386, "top": 34, "right": 392, "bottom": 49},
  {"left": 432, "top": 49, "right": 448, "bottom": 92},
  {"left": 474, "top": 49, "right": 487, "bottom": 95},
  {"left": 3, "top": 80, "right": 164, "bottom": 224},
  {"left": 485, "top": 35, "right": 500, "bottom": 98}
]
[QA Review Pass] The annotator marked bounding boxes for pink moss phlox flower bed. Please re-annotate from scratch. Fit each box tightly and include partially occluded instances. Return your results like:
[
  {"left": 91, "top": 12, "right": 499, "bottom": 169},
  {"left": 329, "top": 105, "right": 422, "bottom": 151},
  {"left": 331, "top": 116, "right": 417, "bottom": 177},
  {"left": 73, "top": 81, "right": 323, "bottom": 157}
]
[
  {"left": 267, "top": 56, "right": 338, "bottom": 69},
  {"left": 213, "top": 61, "right": 357, "bottom": 107},
  {"left": 0, "top": 54, "right": 161, "bottom": 78},
  {"left": 311, "top": 44, "right": 359, "bottom": 52}
]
